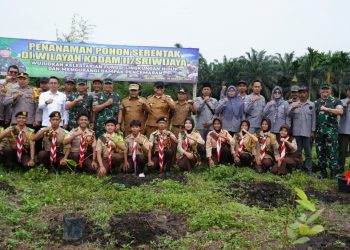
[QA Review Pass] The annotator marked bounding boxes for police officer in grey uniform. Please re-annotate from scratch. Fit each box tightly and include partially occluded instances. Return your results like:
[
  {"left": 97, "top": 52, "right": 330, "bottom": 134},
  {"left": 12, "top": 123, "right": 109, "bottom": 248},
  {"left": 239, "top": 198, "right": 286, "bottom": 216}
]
[{"left": 3, "top": 72, "right": 37, "bottom": 127}]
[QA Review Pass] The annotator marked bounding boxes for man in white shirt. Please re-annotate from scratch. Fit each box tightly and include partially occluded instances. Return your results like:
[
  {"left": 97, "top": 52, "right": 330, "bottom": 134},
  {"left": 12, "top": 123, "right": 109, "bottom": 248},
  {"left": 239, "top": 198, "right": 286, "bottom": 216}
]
[{"left": 38, "top": 76, "right": 68, "bottom": 128}]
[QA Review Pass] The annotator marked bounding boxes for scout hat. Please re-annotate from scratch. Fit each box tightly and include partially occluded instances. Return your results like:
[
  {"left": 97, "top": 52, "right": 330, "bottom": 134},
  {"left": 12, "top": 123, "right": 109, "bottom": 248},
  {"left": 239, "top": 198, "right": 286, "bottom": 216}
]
[
  {"left": 129, "top": 83, "right": 140, "bottom": 90},
  {"left": 18, "top": 72, "right": 29, "bottom": 79},
  {"left": 320, "top": 83, "right": 331, "bottom": 89},
  {"left": 15, "top": 111, "right": 28, "bottom": 117},
  {"left": 104, "top": 117, "right": 118, "bottom": 125},
  {"left": 49, "top": 111, "right": 61, "bottom": 118},
  {"left": 156, "top": 117, "right": 168, "bottom": 123},
  {"left": 291, "top": 85, "right": 299, "bottom": 92}
]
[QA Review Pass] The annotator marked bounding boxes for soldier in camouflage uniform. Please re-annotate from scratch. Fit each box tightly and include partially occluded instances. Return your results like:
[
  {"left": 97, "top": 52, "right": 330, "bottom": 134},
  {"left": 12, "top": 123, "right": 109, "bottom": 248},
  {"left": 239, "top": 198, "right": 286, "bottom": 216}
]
[
  {"left": 92, "top": 79, "right": 121, "bottom": 139},
  {"left": 315, "top": 83, "right": 344, "bottom": 178},
  {"left": 65, "top": 79, "right": 93, "bottom": 130}
]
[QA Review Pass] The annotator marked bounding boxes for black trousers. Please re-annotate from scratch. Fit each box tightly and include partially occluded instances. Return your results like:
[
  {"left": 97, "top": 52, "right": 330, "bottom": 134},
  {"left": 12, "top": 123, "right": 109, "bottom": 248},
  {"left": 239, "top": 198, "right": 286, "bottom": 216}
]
[{"left": 339, "top": 134, "right": 350, "bottom": 171}]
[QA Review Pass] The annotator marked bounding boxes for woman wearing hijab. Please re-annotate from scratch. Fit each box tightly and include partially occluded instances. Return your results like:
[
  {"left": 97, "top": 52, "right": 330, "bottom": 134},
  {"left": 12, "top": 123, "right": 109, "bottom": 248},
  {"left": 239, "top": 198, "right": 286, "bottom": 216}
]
[
  {"left": 271, "top": 124, "right": 302, "bottom": 175},
  {"left": 177, "top": 117, "right": 205, "bottom": 171},
  {"left": 206, "top": 118, "right": 234, "bottom": 167},
  {"left": 233, "top": 120, "right": 258, "bottom": 166},
  {"left": 255, "top": 118, "right": 279, "bottom": 173},
  {"left": 263, "top": 86, "right": 290, "bottom": 138},
  {"left": 215, "top": 85, "right": 245, "bottom": 136}
]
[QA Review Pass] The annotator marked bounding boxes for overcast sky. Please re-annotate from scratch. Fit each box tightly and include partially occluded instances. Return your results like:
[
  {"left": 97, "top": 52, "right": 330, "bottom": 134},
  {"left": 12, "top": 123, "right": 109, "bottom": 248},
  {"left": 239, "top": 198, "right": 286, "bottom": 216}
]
[{"left": 1, "top": 0, "right": 349, "bottom": 62}]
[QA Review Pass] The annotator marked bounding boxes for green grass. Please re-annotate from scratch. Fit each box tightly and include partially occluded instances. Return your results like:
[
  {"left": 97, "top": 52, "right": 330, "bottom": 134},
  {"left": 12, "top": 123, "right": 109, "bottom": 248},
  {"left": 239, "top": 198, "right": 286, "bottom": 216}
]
[{"left": 0, "top": 163, "right": 347, "bottom": 249}]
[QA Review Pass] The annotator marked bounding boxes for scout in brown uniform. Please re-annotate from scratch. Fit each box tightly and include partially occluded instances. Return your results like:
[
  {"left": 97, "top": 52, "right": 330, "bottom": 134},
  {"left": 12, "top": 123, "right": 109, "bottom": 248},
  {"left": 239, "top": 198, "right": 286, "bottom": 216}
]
[
  {"left": 148, "top": 117, "right": 178, "bottom": 176},
  {"left": 0, "top": 111, "right": 35, "bottom": 170},
  {"left": 206, "top": 118, "right": 234, "bottom": 167},
  {"left": 271, "top": 125, "right": 302, "bottom": 175},
  {"left": 95, "top": 118, "right": 126, "bottom": 176},
  {"left": 32, "top": 111, "right": 71, "bottom": 169},
  {"left": 233, "top": 120, "right": 258, "bottom": 167},
  {"left": 171, "top": 88, "right": 195, "bottom": 136},
  {"left": 63, "top": 113, "right": 97, "bottom": 172},
  {"left": 177, "top": 117, "right": 205, "bottom": 171},
  {"left": 124, "top": 119, "right": 150, "bottom": 177},
  {"left": 119, "top": 83, "right": 150, "bottom": 136},
  {"left": 145, "top": 81, "right": 175, "bottom": 137},
  {"left": 255, "top": 118, "right": 279, "bottom": 173}
]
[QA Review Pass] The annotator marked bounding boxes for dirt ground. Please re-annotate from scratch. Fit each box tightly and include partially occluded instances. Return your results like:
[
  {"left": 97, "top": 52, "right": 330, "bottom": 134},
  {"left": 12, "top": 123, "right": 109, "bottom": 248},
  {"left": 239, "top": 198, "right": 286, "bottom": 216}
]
[
  {"left": 109, "top": 211, "right": 188, "bottom": 247},
  {"left": 226, "top": 181, "right": 293, "bottom": 208}
]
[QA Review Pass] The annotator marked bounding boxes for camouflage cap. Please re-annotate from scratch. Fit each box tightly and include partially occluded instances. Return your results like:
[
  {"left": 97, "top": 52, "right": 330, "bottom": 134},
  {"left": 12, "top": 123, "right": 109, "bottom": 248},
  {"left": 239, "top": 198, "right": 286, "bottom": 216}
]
[
  {"left": 320, "top": 83, "right": 331, "bottom": 89},
  {"left": 291, "top": 85, "right": 300, "bottom": 92}
]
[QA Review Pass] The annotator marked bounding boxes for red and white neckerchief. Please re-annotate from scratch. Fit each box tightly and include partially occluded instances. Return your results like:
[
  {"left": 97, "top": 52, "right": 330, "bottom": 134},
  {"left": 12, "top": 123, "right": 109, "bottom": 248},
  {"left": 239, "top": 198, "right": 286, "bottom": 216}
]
[
  {"left": 183, "top": 136, "right": 189, "bottom": 151},
  {"left": 78, "top": 133, "right": 87, "bottom": 169},
  {"left": 216, "top": 132, "right": 222, "bottom": 162},
  {"left": 238, "top": 135, "right": 244, "bottom": 156},
  {"left": 260, "top": 134, "right": 267, "bottom": 160},
  {"left": 280, "top": 136, "right": 289, "bottom": 162},
  {"left": 158, "top": 133, "right": 165, "bottom": 173},
  {"left": 16, "top": 130, "right": 23, "bottom": 162},
  {"left": 50, "top": 131, "right": 57, "bottom": 165},
  {"left": 131, "top": 140, "right": 138, "bottom": 173},
  {"left": 107, "top": 139, "right": 113, "bottom": 171}
]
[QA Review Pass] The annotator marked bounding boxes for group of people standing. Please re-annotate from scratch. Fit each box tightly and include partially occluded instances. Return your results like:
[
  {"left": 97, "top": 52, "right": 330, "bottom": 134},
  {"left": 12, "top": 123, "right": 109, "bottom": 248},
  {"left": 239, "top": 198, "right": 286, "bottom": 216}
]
[{"left": 0, "top": 64, "right": 349, "bottom": 178}]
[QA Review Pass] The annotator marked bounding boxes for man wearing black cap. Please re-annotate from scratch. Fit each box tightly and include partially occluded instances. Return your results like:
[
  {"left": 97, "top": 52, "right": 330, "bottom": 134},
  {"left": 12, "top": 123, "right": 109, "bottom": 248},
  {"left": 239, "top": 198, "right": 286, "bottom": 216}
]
[
  {"left": 119, "top": 83, "right": 150, "bottom": 136},
  {"left": 95, "top": 117, "right": 126, "bottom": 176},
  {"left": 288, "top": 85, "right": 315, "bottom": 173},
  {"left": 145, "top": 81, "right": 175, "bottom": 137},
  {"left": 3, "top": 72, "right": 38, "bottom": 127},
  {"left": 338, "top": 85, "right": 350, "bottom": 172},
  {"left": 0, "top": 111, "right": 35, "bottom": 170},
  {"left": 148, "top": 117, "right": 178, "bottom": 177},
  {"left": 237, "top": 80, "right": 248, "bottom": 101},
  {"left": 65, "top": 79, "right": 93, "bottom": 130},
  {"left": 92, "top": 79, "right": 121, "bottom": 139},
  {"left": 194, "top": 82, "right": 218, "bottom": 140},
  {"left": 315, "top": 83, "right": 343, "bottom": 178},
  {"left": 32, "top": 111, "right": 71, "bottom": 169},
  {"left": 171, "top": 88, "right": 195, "bottom": 137}
]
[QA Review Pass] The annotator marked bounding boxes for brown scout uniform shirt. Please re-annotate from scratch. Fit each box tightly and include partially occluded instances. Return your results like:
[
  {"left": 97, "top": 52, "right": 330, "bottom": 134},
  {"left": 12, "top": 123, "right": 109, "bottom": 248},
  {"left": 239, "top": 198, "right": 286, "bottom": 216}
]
[
  {"left": 124, "top": 133, "right": 149, "bottom": 156},
  {"left": 205, "top": 129, "right": 234, "bottom": 158},
  {"left": 172, "top": 101, "right": 193, "bottom": 127},
  {"left": 67, "top": 127, "right": 96, "bottom": 153},
  {"left": 149, "top": 130, "right": 175, "bottom": 152},
  {"left": 121, "top": 96, "right": 148, "bottom": 133},
  {"left": 146, "top": 95, "right": 174, "bottom": 127},
  {"left": 41, "top": 127, "right": 71, "bottom": 153},
  {"left": 95, "top": 132, "right": 124, "bottom": 158}
]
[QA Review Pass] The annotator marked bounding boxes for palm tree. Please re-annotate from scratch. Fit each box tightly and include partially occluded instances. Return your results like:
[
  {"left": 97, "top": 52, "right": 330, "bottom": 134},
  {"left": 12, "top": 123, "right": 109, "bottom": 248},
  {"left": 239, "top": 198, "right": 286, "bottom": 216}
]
[
  {"left": 330, "top": 51, "right": 350, "bottom": 98},
  {"left": 240, "top": 48, "right": 278, "bottom": 98},
  {"left": 299, "top": 47, "right": 322, "bottom": 99}
]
